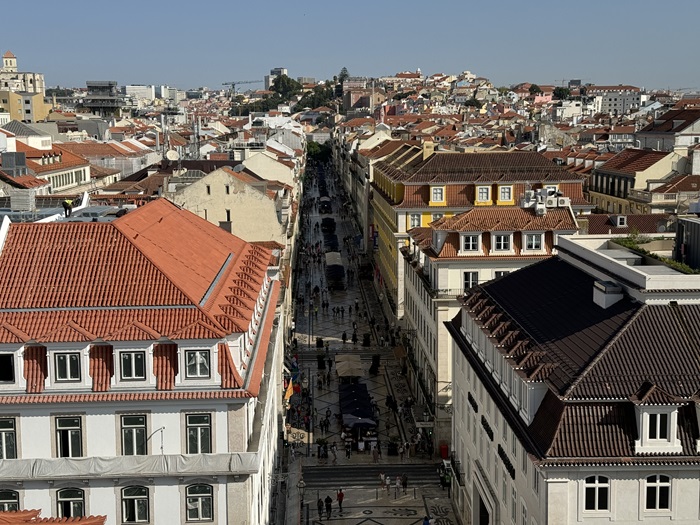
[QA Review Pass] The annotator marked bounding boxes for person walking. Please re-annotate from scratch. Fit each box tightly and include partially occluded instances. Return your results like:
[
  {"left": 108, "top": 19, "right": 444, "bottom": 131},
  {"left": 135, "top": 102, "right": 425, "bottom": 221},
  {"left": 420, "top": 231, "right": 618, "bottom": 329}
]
[
  {"left": 372, "top": 445, "right": 379, "bottom": 463},
  {"left": 401, "top": 473, "right": 408, "bottom": 494},
  {"left": 317, "top": 498, "right": 324, "bottom": 521},
  {"left": 342, "top": 331, "right": 347, "bottom": 344},
  {"left": 385, "top": 474, "right": 391, "bottom": 494},
  {"left": 395, "top": 475, "right": 401, "bottom": 495},
  {"left": 379, "top": 471, "right": 385, "bottom": 489},
  {"left": 336, "top": 489, "right": 344, "bottom": 514},
  {"left": 324, "top": 495, "right": 333, "bottom": 519},
  {"left": 398, "top": 443, "right": 405, "bottom": 462}
]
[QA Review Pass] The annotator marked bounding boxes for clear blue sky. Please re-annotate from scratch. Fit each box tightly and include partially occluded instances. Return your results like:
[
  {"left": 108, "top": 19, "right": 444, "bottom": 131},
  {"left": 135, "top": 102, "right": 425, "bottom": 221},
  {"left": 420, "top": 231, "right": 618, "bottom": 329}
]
[{"left": 3, "top": 0, "right": 699, "bottom": 91}]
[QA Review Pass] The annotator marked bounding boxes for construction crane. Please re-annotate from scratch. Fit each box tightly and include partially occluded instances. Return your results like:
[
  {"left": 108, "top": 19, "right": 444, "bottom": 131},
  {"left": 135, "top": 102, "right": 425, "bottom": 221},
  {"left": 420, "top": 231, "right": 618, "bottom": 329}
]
[{"left": 223, "top": 80, "right": 261, "bottom": 100}]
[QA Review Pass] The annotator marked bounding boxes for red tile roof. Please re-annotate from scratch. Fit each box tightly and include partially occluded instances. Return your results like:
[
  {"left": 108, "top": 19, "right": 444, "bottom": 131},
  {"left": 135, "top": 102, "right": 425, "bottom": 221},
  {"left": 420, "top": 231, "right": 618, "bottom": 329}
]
[
  {"left": 153, "top": 343, "right": 178, "bottom": 391},
  {"left": 598, "top": 148, "right": 667, "bottom": 175},
  {"left": 88, "top": 345, "right": 113, "bottom": 392},
  {"left": 0, "top": 509, "right": 105, "bottom": 524},
  {"left": 431, "top": 207, "right": 577, "bottom": 232},
  {"left": 23, "top": 346, "right": 47, "bottom": 394},
  {"left": 0, "top": 199, "right": 271, "bottom": 343}
]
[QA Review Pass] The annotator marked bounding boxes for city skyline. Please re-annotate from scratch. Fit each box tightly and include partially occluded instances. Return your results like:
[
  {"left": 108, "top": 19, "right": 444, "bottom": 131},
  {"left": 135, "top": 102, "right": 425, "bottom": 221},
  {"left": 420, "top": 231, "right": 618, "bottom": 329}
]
[{"left": 2, "top": 0, "right": 700, "bottom": 91}]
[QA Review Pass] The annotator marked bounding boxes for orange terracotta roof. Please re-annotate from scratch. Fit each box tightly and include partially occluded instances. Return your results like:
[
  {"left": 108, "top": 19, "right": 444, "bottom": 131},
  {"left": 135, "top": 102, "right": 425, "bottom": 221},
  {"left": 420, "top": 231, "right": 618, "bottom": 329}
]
[
  {"left": 431, "top": 207, "right": 577, "bottom": 232},
  {"left": 0, "top": 510, "right": 106, "bottom": 524},
  {"left": 2, "top": 51, "right": 15, "bottom": 59},
  {"left": 0, "top": 199, "right": 271, "bottom": 343},
  {"left": 14, "top": 143, "right": 89, "bottom": 174}
]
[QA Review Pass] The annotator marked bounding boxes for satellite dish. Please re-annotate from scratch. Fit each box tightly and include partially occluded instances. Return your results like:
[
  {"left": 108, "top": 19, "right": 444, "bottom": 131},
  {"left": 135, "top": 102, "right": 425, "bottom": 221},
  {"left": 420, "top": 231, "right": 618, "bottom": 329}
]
[{"left": 165, "top": 149, "right": 180, "bottom": 161}]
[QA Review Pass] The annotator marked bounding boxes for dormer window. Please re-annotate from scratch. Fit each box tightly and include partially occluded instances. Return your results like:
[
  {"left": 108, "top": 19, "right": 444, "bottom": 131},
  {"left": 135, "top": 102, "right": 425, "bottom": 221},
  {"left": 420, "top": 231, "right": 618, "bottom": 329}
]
[
  {"left": 431, "top": 186, "right": 445, "bottom": 203},
  {"left": 497, "top": 185, "right": 513, "bottom": 204},
  {"left": 461, "top": 234, "right": 480, "bottom": 252},
  {"left": 409, "top": 214, "right": 421, "bottom": 228},
  {"left": 476, "top": 185, "right": 491, "bottom": 204},
  {"left": 648, "top": 413, "right": 668, "bottom": 440},
  {"left": 634, "top": 406, "right": 682, "bottom": 454}
]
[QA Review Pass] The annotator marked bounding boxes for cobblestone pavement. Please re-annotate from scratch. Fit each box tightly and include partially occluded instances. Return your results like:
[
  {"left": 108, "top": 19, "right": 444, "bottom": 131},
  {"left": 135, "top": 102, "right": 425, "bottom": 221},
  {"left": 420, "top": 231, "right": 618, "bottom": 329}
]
[{"left": 284, "top": 168, "right": 460, "bottom": 525}]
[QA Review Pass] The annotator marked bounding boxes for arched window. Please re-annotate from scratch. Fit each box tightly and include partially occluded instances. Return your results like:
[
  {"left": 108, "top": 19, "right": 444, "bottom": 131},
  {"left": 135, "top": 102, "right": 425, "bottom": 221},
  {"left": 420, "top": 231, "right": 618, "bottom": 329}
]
[
  {"left": 645, "top": 475, "right": 670, "bottom": 510},
  {"left": 122, "top": 486, "right": 149, "bottom": 523},
  {"left": 0, "top": 490, "right": 19, "bottom": 511},
  {"left": 584, "top": 475, "right": 609, "bottom": 511},
  {"left": 57, "top": 488, "right": 84, "bottom": 518},
  {"left": 186, "top": 484, "right": 213, "bottom": 521}
]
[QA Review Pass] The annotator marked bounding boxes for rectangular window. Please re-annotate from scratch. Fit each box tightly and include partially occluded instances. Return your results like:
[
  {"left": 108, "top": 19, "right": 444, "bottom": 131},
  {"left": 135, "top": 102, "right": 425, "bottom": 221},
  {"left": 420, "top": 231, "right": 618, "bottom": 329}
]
[
  {"left": 499, "top": 186, "right": 512, "bottom": 201},
  {"left": 521, "top": 503, "right": 527, "bottom": 525},
  {"left": 56, "top": 417, "right": 82, "bottom": 458},
  {"left": 0, "top": 418, "right": 17, "bottom": 459},
  {"left": 525, "top": 234, "right": 542, "bottom": 251},
  {"left": 511, "top": 488, "right": 517, "bottom": 523},
  {"left": 494, "top": 234, "right": 511, "bottom": 251},
  {"left": 495, "top": 271, "right": 510, "bottom": 278},
  {"left": 432, "top": 187, "right": 444, "bottom": 201},
  {"left": 225, "top": 209, "right": 231, "bottom": 222},
  {"left": 225, "top": 185, "right": 230, "bottom": 195},
  {"left": 120, "top": 351, "right": 146, "bottom": 380},
  {"left": 477, "top": 186, "right": 490, "bottom": 202},
  {"left": 462, "top": 235, "right": 478, "bottom": 251},
  {"left": 186, "top": 350, "right": 210, "bottom": 379},
  {"left": 431, "top": 213, "right": 443, "bottom": 222},
  {"left": 409, "top": 214, "right": 421, "bottom": 228},
  {"left": 55, "top": 353, "right": 81, "bottom": 381},
  {"left": 464, "top": 272, "right": 478, "bottom": 291},
  {"left": 186, "top": 414, "right": 212, "bottom": 453},
  {"left": 121, "top": 415, "right": 147, "bottom": 456},
  {"left": 0, "top": 355, "right": 14, "bottom": 382},
  {"left": 648, "top": 413, "right": 669, "bottom": 440},
  {"left": 206, "top": 185, "right": 211, "bottom": 195}
]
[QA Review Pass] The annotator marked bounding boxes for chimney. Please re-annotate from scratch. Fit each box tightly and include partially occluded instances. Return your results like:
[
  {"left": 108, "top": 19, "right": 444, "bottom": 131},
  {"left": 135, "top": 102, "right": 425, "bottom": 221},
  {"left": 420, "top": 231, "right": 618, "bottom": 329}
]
[
  {"left": 422, "top": 140, "right": 435, "bottom": 161},
  {"left": 593, "top": 280, "right": 623, "bottom": 309}
]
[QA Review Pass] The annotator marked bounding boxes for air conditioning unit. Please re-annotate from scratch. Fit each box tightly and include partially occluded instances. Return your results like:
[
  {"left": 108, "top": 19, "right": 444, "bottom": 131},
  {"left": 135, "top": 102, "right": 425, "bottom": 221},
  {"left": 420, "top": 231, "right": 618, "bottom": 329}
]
[
  {"left": 545, "top": 197, "right": 558, "bottom": 207},
  {"left": 524, "top": 190, "right": 535, "bottom": 200},
  {"left": 558, "top": 197, "right": 571, "bottom": 207},
  {"left": 535, "top": 203, "right": 546, "bottom": 216}
]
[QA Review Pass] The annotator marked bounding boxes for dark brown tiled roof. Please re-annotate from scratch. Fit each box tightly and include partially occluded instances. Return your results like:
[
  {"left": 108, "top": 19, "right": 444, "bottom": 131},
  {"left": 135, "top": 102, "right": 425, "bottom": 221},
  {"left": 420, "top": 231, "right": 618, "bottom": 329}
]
[
  {"left": 474, "top": 258, "right": 640, "bottom": 394},
  {"left": 597, "top": 148, "right": 667, "bottom": 176},
  {"left": 376, "top": 150, "right": 583, "bottom": 185},
  {"left": 653, "top": 173, "right": 700, "bottom": 193},
  {"left": 568, "top": 304, "right": 700, "bottom": 399},
  {"left": 584, "top": 214, "right": 671, "bottom": 235},
  {"left": 638, "top": 108, "right": 700, "bottom": 133}
]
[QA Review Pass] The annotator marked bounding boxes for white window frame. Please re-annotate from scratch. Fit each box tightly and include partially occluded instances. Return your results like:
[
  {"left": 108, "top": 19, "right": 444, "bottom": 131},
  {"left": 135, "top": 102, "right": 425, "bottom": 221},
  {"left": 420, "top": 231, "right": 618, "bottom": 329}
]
[
  {"left": 523, "top": 233, "right": 543, "bottom": 252},
  {"left": 583, "top": 475, "right": 609, "bottom": 512},
  {"left": 499, "top": 185, "right": 513, "bottom": 202},
  {"left": 644, "top": 474, "right": 671, "bottom": 512},
  {"left": 461, "top": 233, "right": 480, "bottom": 253},
  {"left": 431, "top": 186, "right": 444, "bottom": 202},
  {"left": 493, "top": 233, "right": 513, "bottom": 253},
  {"left": 55, "top": 352, "right": 81, "bottom": 382},
  {"left": 57, "top": 488, "right": 84, "bottom": 518},
  {"left": 122, "top": 486, "right": 149, "bottom": 523},
  {"left": 431, "top": 213, "right": 444, "bottom": 222},
  {"left": 0, "top": 418, "right": 17, "bottom": 459},
  {"left": 0, "top": 490, "right": 19, "bottom": 511},
  {"left": 648, "top": 412, "right": 669, "bottom": 440},
  {"left": 409, "top": 213, "right": 421, "bottom": 228},
  {"left": 186, "top": 414, "right": 212, "bottom": 454},
  {"left": 186, "top": 484, "right": 214, "bottom": 521},
  {"left": 476, "top": 186, "right": 491, "bottom": 203},
  {"left": 463, "top": 271, "right": 479, "bottom": 291},
  {"left": 120, "top": 351, "right": 146, "bottom": 381},
  {"left": 121, "top": 415, "right": 147, "bottom": 456},
  {"left": 56, "top": 416, "right": 82, "bottom": 458},
  {"left": 185, "top": 350, "right": 211, "bottom": 379}
]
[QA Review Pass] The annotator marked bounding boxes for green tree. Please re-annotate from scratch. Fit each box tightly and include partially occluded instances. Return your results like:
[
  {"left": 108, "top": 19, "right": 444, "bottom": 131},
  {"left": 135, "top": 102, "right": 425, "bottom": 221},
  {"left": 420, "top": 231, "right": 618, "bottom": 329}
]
[
  {"left": 392, "top": 90, "right": 416, "bottom": 100},
  {"left": 464, "top": 98, "right": 482, "bottom": 108},
  {"left": 553, "top": 87, "right": 571, "bottom": 100},
  {"left": 307, "top": 141, "right": 332, "bottom": 163},
  {"left": 338, "top": 67, "right": 349, "bottom": 84},
  {"left": 529, "top": 84, "right": 542, "bottom": 95},
  {"left": 271, "top": 75, "right": 302, "bottom": 100}
]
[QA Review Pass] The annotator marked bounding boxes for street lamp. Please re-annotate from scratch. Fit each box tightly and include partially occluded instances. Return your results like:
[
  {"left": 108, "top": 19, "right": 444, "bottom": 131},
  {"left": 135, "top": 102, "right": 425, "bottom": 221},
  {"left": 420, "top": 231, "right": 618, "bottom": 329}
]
[
  {"left": 297, "top": 478, "right": 309, "bottom": 525},
  {"left": 297, "top": 478, "right": 306, "bottom": 507}
]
